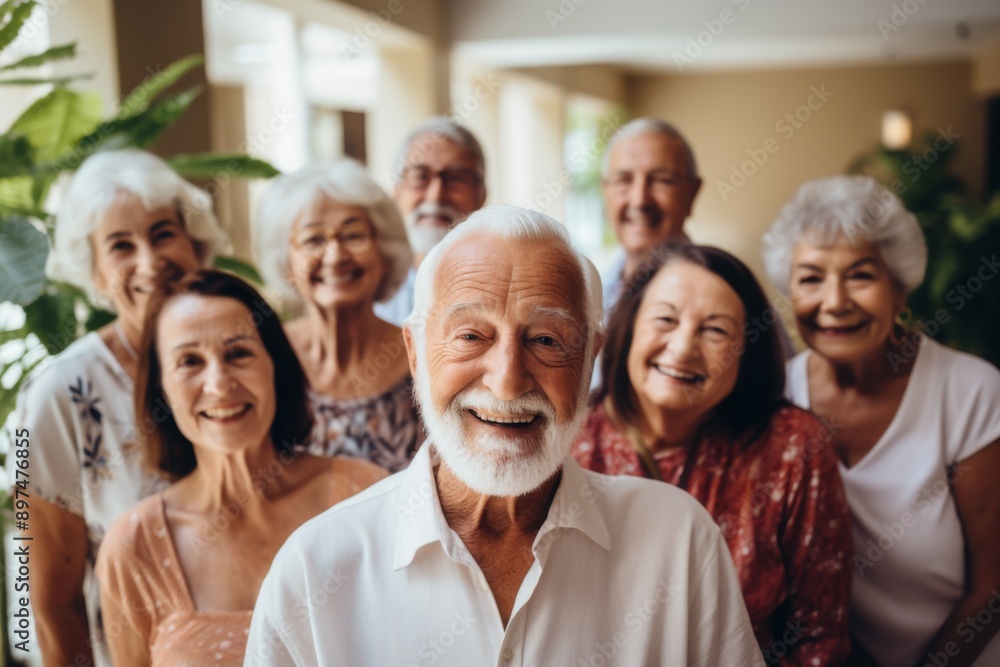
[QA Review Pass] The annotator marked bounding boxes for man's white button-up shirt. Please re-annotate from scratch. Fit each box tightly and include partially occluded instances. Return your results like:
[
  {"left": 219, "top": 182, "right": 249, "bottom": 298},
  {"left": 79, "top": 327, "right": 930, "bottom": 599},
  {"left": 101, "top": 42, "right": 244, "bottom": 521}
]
[{"left": 245, "top": 443, "right": 765, "bottom": 666}]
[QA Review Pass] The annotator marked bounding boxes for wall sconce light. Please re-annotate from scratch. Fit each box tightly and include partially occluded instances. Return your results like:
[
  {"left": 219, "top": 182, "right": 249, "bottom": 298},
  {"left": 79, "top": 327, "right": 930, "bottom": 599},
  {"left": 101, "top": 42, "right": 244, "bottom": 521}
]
[{"left": 881, "top": 109, "right": 912, "bottom": 150}]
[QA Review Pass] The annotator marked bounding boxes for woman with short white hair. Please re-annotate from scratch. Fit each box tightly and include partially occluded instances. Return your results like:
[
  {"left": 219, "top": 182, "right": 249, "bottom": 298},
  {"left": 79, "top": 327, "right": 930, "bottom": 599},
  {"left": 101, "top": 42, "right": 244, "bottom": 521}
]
[
  {"left": 254, "top": 158, "right": 423, "bottom": 472},
  {"left": 764, "top": 175, "right": 1000, "bottom": 667},
  {"left": 15, "top": 148, "right": 228, "bottom": 666}
]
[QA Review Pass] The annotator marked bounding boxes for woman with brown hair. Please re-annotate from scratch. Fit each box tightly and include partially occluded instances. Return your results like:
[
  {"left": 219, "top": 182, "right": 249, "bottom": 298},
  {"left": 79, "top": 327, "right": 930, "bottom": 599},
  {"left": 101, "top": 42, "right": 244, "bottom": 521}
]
[
  {"left": 95, "top": 270, "right": 385, "bottom": 666},
  {"left": 572, "top": 242, "right": 852, "bottom": 666}
]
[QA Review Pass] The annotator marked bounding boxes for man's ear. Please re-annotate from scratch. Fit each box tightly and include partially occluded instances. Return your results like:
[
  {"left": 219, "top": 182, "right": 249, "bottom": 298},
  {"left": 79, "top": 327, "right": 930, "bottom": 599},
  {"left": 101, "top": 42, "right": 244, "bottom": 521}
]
[{"left": 402, "top": 325, "right": 419, "bottom": 378}]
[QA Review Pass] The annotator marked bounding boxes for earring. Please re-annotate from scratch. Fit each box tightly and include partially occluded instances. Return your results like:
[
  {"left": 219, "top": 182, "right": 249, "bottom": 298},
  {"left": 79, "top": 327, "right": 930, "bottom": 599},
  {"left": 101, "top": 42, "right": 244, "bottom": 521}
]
[{"left": 889, "top": 306, "right": 913, "bottom": 347}]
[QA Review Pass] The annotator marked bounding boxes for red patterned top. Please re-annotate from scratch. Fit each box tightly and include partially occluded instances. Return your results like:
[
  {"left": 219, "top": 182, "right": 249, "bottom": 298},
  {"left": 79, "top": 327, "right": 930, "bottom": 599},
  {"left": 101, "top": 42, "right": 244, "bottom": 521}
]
[{"left": 573, "top": 402, "right": 852, "bottom": 667}]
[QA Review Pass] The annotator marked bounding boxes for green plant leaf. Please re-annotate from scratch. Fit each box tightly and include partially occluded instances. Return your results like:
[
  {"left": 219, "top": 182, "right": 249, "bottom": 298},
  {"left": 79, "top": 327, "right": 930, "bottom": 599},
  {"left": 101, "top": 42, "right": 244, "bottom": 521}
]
[
  {"left": 9, "top": 88, "right": 103, "bottom": 161},
  {"left": 23, "top": 286, "right": 80, "bottom": 354},
  {"left": 0, "top": 73, "right": 93, "bottom": 86},
  {"left": 0, "top": 216, "right": 47, "bottom": 304},
  {"left": 213, "top": 255, "right": 264, "bottom": 285},
  {"left": 0, "top": 133, "right": 33, "bottom": 178},
  {"left": 116, "top": 53, "right": 203, "bottom": 119},
  {"left": 168, "top": 153, "right": 280, "bottom": 179},
  {"left": 0, "top": 352, "right": 44, "bottom": 433},
  {"left": 84, "top": 305, "right": 114, "bottom": 332},
  {"left": 0, "top": 42, "right": 75, "bottom": 70},
  {"left": 0, "top": 0, "right": 35, "bottom": 53},
  {"left": 0, "top": 201, "right": 48, "bottom": 219},
  {"left": 59, "top": 84, "right": 201, "bottom": 157},
  {"left": 0, "top": 176, "right": 34, "bottom": 213},
  {"left": 0, "top": 324, "right": 27, "bottom": 345}
]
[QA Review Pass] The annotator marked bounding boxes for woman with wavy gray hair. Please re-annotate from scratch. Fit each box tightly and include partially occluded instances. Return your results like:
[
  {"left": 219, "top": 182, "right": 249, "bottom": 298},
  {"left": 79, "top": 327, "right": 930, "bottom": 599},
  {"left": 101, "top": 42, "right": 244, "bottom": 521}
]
[
  {"left": 254, "top": 158, "right": 423, "bottom": 472},
  {"left": 764, "top": 175, "right": 1000, "bottom": 667},
  {"left": 13, "top": 148, "right": 228, "bottom": 666}
]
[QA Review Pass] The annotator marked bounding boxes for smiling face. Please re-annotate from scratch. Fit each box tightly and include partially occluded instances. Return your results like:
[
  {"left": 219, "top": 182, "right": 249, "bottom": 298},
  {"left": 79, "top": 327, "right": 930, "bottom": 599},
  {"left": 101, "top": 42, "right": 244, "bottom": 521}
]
[
  {"left": 286, "top": 197, "right": 385, "bottom": 309},
  {"left": 790, "top": 237, "right": 906, "bottom": 364},
  {"left": 394, "top": 133, "right": 486, "bottom": 253},
  {"left": 627, "top": 261, "right": 745, "bottom": 427},
  {"left": 157, "top": 294, "right": 276, "bottom": 454},
  {"left": 91, "top": 192, "right": 200, "bottom": 332},
  {"left": 406, "top": 233, "right": 594, "bottom": 496},
  {"left": 603, "top": 131, "right": 701, "bottom": 258}
]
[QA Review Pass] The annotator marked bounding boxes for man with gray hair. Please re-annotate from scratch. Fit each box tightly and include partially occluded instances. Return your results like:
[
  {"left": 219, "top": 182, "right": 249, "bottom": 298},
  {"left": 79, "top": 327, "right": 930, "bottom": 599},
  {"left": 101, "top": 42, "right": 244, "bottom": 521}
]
[
  {"left": 245, "top": 206, "right": 765, "bottom": 666},
  {"left": 375, "top": 116, "right": 487, "bottom": 326},
  {"left": 600, "top": 117, "right": 701, "bottom": 316}
]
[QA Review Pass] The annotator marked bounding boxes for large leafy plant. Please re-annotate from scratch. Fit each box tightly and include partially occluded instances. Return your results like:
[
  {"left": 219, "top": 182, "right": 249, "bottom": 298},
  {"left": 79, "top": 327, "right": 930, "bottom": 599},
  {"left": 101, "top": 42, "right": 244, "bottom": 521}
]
[{"left": 848, "top": 131, "right": 1000, "bottom": 366}]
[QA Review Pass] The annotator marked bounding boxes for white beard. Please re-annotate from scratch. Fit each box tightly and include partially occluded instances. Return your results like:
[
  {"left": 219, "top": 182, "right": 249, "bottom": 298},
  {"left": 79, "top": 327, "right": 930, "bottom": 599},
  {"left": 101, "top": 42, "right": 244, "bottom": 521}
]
[
  {"left": 407, "top": 224, "right": 449, "bottom": 256},
  {"left": 413, "top": 341, "right": 593, "bottom": 497},
  {"left": 406, "top": 202, "right": 462, "bottom": 255}
]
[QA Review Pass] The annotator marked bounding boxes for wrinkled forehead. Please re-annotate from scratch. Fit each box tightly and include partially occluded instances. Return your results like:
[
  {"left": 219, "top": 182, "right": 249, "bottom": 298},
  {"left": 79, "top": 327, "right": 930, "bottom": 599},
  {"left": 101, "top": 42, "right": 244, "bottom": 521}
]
[{"left": 430, "top": 234, "right": 587, "bottom": 325}]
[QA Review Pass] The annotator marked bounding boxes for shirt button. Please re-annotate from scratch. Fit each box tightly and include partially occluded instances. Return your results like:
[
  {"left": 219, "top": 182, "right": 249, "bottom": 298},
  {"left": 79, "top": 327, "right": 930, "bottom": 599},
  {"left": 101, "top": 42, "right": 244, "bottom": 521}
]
[{"left": 502, "top": 647, "right": 513, "bottom": 662}]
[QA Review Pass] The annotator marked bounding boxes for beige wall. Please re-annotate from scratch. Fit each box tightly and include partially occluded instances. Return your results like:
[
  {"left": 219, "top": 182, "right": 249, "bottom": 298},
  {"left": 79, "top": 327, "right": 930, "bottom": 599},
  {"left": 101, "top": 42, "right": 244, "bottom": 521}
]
[
  {"left": 973, "top": 43, "right": 1000, "bottom": 97},
  {"left": 631, "top": 61, "right": 986, "bottom": 289},
  {"left": 513, "top": 64, "right": 628, "bottom": 107}
]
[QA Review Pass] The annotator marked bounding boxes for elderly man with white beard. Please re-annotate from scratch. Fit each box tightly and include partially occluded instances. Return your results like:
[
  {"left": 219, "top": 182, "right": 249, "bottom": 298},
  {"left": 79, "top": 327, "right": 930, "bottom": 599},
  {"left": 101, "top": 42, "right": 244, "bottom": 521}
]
[
  {"left": 374, "top": 117, "right": 487, "bottom": 326},
  {"left": 244, "top": 206, "right": 765, "bottom": 667}
]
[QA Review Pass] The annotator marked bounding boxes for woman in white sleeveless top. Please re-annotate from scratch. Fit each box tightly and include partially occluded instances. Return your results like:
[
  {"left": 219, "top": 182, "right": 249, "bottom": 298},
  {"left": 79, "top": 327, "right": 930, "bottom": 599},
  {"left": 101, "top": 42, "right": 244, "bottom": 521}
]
[{"left": 763, "top": 175, "right": 1000, "bottom": 667}]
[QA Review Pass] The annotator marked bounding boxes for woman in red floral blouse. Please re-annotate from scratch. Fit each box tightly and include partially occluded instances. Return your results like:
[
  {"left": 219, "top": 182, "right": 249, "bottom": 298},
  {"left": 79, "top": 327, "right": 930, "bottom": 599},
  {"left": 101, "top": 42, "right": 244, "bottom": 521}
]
[{"left": 574, "top": 242, "right": 852, "bottom": 666}]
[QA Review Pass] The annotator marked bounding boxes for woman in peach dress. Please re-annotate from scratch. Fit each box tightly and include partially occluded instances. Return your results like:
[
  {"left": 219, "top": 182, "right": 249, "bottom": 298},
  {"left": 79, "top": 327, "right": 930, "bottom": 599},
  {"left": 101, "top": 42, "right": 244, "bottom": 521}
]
[{"left": 96, "top": 270, "right": 385, "bottom": 666}]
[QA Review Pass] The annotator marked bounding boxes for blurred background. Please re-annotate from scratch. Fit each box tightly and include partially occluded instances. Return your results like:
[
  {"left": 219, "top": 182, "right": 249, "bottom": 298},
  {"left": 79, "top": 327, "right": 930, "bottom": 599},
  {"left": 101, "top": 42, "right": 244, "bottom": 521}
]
[{"left": 3, "top": 0, "right": 999, "bottom": 278}]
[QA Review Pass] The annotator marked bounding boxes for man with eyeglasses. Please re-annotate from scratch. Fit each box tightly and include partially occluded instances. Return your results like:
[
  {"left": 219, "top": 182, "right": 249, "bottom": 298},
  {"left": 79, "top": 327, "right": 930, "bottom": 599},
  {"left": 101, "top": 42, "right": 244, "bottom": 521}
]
[
  {"left": 375, "top": 117, "right": 487, "bottom": 326},
  {"left": 600, "top": 118, "right": 702, "bottom": 317},
  {"left": 600, "top": 118, "right": 793, "bottom": 360}
]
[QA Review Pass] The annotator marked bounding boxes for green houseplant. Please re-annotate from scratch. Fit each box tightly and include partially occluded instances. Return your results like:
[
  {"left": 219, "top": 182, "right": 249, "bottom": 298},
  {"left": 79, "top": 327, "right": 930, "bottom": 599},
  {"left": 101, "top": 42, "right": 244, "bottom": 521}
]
[{"left": 0, "top": 1, "right": 275, "bottom": 662}]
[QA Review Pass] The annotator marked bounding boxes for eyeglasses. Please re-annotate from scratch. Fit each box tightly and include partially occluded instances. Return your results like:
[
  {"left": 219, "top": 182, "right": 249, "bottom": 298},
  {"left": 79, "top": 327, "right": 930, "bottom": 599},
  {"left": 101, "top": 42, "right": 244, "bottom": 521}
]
[
  {"left": 292, "top": 224, "right": 375, "bottom": 256},
  {"left": 401, "top": 166, "right": 482, "bottom": 191},
  {"left": 605, "top": 171, "right": 694, "bottom": 193}
]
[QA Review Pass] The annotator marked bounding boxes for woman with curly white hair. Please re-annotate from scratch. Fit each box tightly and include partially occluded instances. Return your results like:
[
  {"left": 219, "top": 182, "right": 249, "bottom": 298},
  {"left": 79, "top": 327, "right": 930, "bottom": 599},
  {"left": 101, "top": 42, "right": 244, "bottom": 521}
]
[
  {"left": 254, "top": 158, "right": 423, "bottom": 473},
  {"left": 764, "top": 175, "right": 1000, "bottom": 667},
  {"left": 14, "top": 148, "right": 228, "bottom": 666}
]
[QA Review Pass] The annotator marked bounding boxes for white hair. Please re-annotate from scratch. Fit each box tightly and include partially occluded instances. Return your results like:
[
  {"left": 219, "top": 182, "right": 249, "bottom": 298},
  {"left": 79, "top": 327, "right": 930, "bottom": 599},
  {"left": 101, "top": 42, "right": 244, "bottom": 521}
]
[
  {"left": 253, "top": 158, "right": 412, "bottom": 309},
  {"left": 600, "top": 117, "right": 698, "bottom": 179},
  {"left": 407, "top": 205, "right": 603, "bottom": 343},
  {"left": 47, "top": 149, "right": 228, "bottom": 306},
  {"left": 762, "top": 175, "right": 927, "bottom": 294},
  {"left": 394, "top": 116, "right": 486, "bottom": 182}
]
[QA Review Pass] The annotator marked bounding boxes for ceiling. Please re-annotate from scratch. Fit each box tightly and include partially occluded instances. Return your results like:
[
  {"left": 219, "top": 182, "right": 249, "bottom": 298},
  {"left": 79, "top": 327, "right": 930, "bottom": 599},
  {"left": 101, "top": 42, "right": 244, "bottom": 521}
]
[{"left": 448, "top": 0, "right": 1000, "bottom": 72}]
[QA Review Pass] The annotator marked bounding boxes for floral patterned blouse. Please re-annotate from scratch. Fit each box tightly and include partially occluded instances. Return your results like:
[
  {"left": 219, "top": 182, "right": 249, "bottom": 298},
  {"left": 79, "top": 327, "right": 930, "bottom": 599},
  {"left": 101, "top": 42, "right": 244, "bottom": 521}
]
[
  {"left": 572, "top": 402, "right": 852, "bottom": 667},
  {"left": 306, "top": 377, "right": 424, "bottom": 473}
]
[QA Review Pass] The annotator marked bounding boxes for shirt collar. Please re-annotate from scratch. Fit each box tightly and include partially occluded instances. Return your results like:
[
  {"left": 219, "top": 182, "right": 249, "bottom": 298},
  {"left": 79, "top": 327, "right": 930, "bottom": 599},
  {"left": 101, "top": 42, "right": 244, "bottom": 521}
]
[
  {"left": 393, "top": 443, "right": 447, "bottom": 570},
  {"left": 535, "top": 455, "right": 612, "bottom": 554},
  {"left": 392, "top": 443, "right": 612, "bottom": 571}
]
